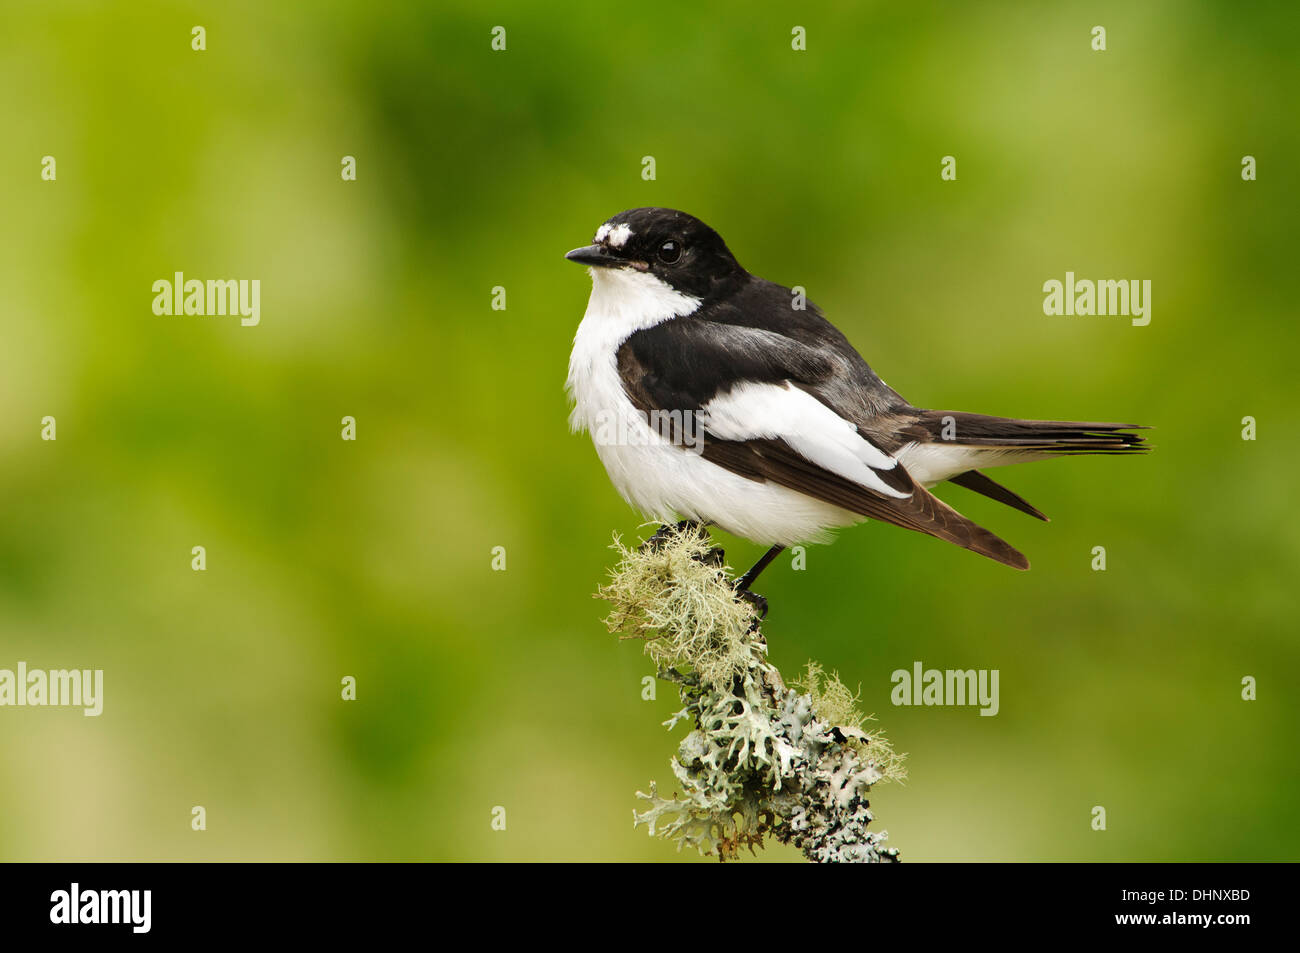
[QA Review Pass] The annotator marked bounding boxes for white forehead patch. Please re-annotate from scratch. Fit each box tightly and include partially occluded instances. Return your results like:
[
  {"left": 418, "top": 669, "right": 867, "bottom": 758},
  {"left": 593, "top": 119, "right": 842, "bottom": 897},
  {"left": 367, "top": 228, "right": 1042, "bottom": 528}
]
[
  {"left": 607, "top": 223, "right": 633, "bottom": 248},
  {"left": 594, "top": 223, "right": 611, "bottom": 243}
]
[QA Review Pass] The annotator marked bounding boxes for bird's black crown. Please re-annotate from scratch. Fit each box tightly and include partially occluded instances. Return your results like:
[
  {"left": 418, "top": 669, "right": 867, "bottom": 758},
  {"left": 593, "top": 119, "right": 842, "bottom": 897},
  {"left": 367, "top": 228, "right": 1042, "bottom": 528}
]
[{"left": 577, "top": 207, "right": 747, "bottom": 300}]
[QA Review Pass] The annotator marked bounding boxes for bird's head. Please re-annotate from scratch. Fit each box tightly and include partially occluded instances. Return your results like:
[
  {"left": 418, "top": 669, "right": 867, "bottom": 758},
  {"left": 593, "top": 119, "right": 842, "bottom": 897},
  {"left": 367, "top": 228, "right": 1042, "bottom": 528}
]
[{"left": 565, "top": 207, "right": 745, "bottom": 301}]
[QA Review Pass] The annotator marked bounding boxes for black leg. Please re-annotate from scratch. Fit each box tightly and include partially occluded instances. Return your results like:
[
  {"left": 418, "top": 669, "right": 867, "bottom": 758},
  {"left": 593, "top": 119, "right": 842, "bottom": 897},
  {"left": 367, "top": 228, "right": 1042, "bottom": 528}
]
[{"left": 735, "top": 544, "right": 785, "bottom": 592}]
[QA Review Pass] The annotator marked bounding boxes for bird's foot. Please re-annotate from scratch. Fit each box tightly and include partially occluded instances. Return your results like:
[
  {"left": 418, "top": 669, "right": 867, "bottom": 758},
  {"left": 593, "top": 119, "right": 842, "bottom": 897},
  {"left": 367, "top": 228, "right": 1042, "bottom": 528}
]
[
  {"left": 698, "top": 545, "right": 726, "bottom": 568},
  {"left": 734, "top": 586, "right": 769, "bottom": 622},
  {"left": 640, "top": 520, "right": 713, "bottom": 555}
]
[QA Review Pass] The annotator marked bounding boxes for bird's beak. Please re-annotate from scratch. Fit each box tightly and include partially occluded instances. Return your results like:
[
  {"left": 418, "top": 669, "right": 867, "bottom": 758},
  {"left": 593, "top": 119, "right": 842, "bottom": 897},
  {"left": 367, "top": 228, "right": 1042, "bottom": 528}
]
[{"left": 565, "top": 244, "right": 618, "bottom": 267}]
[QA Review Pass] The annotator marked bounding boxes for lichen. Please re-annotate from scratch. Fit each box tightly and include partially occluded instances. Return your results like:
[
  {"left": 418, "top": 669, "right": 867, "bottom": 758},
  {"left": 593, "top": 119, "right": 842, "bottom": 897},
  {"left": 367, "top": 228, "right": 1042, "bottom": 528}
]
[
  {"left": 597, "top": 526, "right": 759, "bottom": 691},
  {"left": 794, "top": 661, "right": 908, "bottom": 787},
  {"left": 597, "top": 524, "right": 904, "bottom": 863}
]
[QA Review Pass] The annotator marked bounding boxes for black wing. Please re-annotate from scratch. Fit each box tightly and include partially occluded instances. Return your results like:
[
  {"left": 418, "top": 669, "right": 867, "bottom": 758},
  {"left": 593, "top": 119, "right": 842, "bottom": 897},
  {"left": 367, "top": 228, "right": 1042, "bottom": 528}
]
[{"left": 617, "top": 313, "right": 1030, "bottom": 569}]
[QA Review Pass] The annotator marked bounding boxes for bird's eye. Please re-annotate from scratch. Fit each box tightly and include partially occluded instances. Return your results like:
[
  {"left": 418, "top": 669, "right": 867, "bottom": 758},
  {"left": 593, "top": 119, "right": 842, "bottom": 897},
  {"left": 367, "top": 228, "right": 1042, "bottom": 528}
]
[{"left": 657, "top": 239, "right": 682, "bottom": 264}]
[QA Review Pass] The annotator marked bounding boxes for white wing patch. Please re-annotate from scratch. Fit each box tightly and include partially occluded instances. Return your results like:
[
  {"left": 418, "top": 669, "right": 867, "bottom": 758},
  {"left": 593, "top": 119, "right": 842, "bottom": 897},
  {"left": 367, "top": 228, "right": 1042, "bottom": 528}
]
[{"left": 701, "top": 381, "right": 911, "bottom": 499}]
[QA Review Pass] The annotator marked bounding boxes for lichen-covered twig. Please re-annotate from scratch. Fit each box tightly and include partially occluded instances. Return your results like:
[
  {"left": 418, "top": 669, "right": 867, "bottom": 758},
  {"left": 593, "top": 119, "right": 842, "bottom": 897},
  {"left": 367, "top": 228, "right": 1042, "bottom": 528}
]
[{"left": 597, "top": 525, "right": 905, "bottom": 863}]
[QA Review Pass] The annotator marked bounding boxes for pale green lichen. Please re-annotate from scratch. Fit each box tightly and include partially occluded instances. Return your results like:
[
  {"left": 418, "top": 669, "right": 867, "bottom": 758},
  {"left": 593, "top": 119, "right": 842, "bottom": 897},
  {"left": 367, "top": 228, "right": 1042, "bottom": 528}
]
[
  {"left": 794, "top": 661, "right": 908, "bottom": 787},
  {"left": 597, "top": 527, "right": 759, "bottom": 690},
  {"left": 597, "top": 524, "right": 904, "bottom": 863}
]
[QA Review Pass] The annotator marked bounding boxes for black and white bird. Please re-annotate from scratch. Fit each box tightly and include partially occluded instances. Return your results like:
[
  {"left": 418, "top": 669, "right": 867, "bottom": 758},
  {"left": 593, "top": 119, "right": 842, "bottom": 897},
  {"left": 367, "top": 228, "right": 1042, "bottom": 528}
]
[{"left": 565, "top": 207, "right": 1145, "bottom": 594}]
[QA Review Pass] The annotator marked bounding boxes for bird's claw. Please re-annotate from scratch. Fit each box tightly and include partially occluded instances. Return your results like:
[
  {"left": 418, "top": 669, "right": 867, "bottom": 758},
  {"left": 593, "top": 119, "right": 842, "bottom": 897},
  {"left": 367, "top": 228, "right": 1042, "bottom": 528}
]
[
  {"left": 640, "top": 520, "right": 711, "bottom": 554},
  {"left": 735, "top": 587, "right": 769, "bottom": 622},
  {"left": 699, "top": 546, "right": 725, "bottom": 567}
]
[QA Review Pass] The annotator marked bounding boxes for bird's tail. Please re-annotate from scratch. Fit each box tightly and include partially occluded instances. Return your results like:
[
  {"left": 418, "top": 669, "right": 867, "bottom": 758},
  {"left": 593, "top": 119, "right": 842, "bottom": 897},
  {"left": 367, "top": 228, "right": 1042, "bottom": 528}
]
[
  {"left": 910, "top": 411, "right": 1149, "bottom": 454},
  {"left": 900, "top": 411, "right": 1148, "bottom": 524}
]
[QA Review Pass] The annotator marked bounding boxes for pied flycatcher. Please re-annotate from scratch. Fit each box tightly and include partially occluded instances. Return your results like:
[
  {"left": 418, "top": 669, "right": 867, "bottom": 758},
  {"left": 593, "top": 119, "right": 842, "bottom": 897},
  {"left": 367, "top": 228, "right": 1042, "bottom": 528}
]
[{"left": 565, "top": 207, "right": 1145, "bottom": 591}]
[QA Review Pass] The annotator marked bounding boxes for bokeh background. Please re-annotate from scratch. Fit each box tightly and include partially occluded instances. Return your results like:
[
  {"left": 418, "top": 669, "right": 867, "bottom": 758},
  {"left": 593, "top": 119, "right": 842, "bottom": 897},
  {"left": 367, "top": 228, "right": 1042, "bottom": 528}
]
[{"left": 1, "top": 0, "right": 1296, "bottom": 861}]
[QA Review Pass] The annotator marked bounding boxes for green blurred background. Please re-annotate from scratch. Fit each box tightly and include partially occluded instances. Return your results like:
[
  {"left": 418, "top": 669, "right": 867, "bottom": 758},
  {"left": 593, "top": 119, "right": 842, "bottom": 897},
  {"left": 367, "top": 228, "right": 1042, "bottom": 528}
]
[{"left": 1, "top": 0, "right": 1296, "bottom": 861}]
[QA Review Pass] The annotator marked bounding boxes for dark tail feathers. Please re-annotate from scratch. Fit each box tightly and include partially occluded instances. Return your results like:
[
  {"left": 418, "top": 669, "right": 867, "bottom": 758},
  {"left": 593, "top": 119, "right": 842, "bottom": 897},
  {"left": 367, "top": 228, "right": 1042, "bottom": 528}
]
[
  {"left": 915, "top": 411, "right": 1149, "bottom": 453},
  {"left": 920, "top": 412, "right": 1148, "bottom": 524}
]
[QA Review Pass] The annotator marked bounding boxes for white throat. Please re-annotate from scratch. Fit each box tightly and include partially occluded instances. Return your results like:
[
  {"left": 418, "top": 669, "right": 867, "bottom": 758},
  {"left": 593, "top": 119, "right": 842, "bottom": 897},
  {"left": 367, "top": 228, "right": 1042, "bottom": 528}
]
[
  {"left": 565, "top": 267, "right": 700, "bottom": 434},
  {"left": 577, "top": 266, "right": 700, "bottom": 343}
]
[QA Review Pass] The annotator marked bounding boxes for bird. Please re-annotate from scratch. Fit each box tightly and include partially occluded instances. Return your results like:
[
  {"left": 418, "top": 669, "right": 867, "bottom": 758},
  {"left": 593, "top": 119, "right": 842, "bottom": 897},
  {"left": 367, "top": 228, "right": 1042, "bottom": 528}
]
[{"left": 564, "top": 207, "right": 1146, "bottom": 599}]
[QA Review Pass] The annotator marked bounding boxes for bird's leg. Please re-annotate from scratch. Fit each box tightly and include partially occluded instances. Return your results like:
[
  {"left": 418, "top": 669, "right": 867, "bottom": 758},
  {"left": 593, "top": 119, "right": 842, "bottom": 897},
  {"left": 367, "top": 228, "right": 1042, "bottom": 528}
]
[
  {"left": 733, "top": 544, "right": 785, "bottom": 620},
  {"left": 735, "top": 544, "right": 785, "bottom": 591}
]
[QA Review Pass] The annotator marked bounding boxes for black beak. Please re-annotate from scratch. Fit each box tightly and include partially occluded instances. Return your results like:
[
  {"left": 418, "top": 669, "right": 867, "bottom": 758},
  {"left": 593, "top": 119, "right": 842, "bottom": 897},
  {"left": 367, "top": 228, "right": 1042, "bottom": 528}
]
[{"left": 565, "top": 244, "right": 619, "bottom": 267}]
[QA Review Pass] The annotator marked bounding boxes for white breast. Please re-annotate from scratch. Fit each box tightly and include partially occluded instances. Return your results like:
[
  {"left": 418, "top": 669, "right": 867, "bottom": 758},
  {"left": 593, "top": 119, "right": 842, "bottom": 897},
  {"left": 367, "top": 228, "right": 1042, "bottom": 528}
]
[{"left": 566, "top": 268, "right": 864, "bottom": 546}]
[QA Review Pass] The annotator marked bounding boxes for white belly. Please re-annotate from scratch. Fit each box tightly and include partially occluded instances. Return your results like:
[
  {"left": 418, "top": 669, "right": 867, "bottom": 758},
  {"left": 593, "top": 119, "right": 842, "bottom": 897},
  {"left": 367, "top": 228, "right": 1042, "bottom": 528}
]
[{"left": 594, "top": 434, "right": 863, "bottom": 546}]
